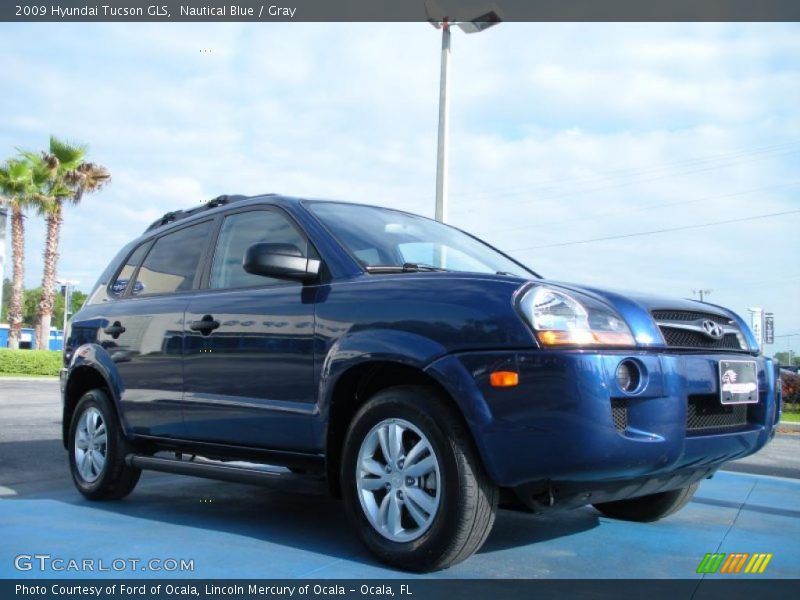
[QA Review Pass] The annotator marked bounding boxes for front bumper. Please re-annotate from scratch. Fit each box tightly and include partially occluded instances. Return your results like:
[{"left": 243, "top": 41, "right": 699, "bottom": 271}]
[{"left": 425, "top": 350, "right": 778, "bottom": 489}]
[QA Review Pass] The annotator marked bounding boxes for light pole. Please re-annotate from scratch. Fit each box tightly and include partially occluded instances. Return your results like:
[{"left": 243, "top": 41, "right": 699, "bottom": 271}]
[
  {"left": 0, "top": 206, "right": 6, "bottom": 325},
  {"left": 434, "top": 19, "right": 451, "bottom": 224},
  {"left": 427, "top": 3, "right": 502, "bottom": 224},
  {"left": 692, "top": 289, "right": 712, "bottom": 302},
  {"left": 747, "top": 307, "right": 764, "bottom": 349},
  {"left": 56, "top": 279, "right": 79, "bottom": 336}
]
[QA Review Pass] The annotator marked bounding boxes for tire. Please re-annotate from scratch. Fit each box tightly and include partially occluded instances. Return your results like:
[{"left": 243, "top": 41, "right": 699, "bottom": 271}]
[
  {"left": 592, "top": 483, "right": 699, "bottom": 522},
  {"left": 68, "top": 389, "right": 141, "bottom": 500},
  {"left": 340, "top": 385, "right": 498, "bottom": 572}
]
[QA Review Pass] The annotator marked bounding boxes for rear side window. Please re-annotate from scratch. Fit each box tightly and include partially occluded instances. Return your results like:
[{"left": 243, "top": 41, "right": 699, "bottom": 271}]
[
  {"left": 108, "top": 243, "right": 150, "bottom": 298},
  {"left": 134, "top": 221, "right": 213, "bottom": 296},
  {"left": 209, "top": 210, "right": 307, "bottom": 289}
]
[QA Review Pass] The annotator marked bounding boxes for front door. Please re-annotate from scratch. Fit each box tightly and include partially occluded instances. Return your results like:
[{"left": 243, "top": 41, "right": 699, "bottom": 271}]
[{"left": 181, "top": 208, "right": 317, "bottom": 451}]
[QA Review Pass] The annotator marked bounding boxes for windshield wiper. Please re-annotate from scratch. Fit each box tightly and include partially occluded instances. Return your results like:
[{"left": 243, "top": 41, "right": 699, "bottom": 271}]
[{"left": 365, "top": 263, "right": 449, "bottom": 273}]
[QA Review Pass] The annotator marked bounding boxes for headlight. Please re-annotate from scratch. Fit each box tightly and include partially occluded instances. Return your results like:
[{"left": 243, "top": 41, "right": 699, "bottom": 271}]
[{"left": 518, "top": 286, "right": 635, "bottom": 347}]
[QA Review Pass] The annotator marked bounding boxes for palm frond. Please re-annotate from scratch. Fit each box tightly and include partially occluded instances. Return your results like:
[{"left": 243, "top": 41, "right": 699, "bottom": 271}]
[
  {"left": 0, "top": 159, "right": 33, "bottom": 206},
  {"left": 7, "top": 153, "right": 57, "bottom": 213},
  {"left": 80, "top": 162, "right": 110, "bottom": 191},
  {"left": 49, "top": 135, "right": 87, "bottom": 170},
  {"left": 63, "top": 161, "right": 111, "bottom": 204},
  {"left": 34, "top": 193, "right": 59, "bottom": 216},
  {"left": 17, "top": 148, "right": 58, "bottom": 181},
  {"left": 29, "top": 158, "right": 52, "bottom": 188}
]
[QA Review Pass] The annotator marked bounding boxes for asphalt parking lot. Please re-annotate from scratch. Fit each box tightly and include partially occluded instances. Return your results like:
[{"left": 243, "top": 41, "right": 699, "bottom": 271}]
[{"left": 1, "top": 378, "right": 798, "bottom": 580}]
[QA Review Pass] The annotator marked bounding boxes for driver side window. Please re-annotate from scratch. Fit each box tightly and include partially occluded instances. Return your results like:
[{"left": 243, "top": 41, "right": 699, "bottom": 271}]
[{"left": 210, "top": 210, "right": 307, "bottom": 289}]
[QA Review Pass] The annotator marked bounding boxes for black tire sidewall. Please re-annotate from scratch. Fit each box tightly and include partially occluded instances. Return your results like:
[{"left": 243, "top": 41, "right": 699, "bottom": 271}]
[
  {"left": 340, "top": 387, "right": 471, "bottom": 569},
  {"left": 68, "top": 389, "right": 125, "bottom": 497}
]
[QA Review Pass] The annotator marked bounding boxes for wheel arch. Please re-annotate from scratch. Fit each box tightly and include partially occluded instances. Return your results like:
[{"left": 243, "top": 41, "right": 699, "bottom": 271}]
[
  {"left": 62, "top": 359, "right": 123, "bottom": 449},
  {"left": 323, "top": 360, "right": 477, "bottom": 497}
]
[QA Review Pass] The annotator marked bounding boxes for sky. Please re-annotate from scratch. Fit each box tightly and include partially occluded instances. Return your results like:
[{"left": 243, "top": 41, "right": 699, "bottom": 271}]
[{"left": 0, "top": 22, "right": 798, "bottom": 356}]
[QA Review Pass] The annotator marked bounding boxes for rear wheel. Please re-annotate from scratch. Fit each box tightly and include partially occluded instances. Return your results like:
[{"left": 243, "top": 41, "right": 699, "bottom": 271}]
[
  {"left": 68, "top": 389, "right": 141, "bottom": 500},
  {"left": 341, "top": 385, "right": 497, "bottom": 572},
  {"left": 592, "top": 483, "right": 698, "bottom": 522}
]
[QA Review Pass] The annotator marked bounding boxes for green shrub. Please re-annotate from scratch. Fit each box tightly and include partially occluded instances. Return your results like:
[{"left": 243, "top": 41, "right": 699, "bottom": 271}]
[{"left": 0, "top": 349, "right": 62, "bottom": 376}]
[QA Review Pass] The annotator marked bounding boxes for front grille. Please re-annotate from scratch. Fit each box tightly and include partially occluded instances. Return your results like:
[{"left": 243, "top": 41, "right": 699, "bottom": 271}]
[
  {"left": 652, "top": 310, "right": 732, "bottom": 323},
  {"left": 610, "top": 399, "right": 627, "bottom": 432},
  {"left": 687, "top": 394, "right": 748, "bottom": 432},
  {"left": 661, "top": 328, "right": 743, "bottom": 350},
  {"left": 653, "top": 309, "right": 746, "bottom": 351}
]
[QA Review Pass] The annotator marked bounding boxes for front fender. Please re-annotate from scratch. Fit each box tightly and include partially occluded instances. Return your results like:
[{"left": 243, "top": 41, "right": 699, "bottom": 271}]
[
  {"left": 315, "top": 331, "right": 503, "bottom": 480},
  {"left": 317, "top": 329, "right": 448, "bottom": 419}
]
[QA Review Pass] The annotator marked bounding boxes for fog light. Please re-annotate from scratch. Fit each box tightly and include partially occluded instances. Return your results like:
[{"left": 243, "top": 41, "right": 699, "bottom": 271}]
[{"left": 616, "top": 360, "right": 641, "bottom": 393}]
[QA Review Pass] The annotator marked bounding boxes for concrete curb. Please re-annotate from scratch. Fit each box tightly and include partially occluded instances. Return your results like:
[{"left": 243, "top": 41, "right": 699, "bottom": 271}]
[{"left": 777, "top": 420, "right": 800, "bottom": 433}]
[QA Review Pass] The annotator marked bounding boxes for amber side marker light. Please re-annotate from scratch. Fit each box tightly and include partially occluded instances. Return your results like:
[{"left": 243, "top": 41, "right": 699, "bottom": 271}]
[{"left": 490, "top": 371, "right": 519, "bottom": 388}]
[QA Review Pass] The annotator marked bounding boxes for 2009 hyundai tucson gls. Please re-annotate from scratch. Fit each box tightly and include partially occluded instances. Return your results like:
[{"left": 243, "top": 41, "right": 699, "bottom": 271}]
[{"left": 61, "top": 194, "right": 779, "bottom": 571}]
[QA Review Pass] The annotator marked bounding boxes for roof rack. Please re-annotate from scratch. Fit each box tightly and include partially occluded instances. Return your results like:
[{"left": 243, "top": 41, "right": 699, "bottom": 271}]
[{"left": 144, "top": 194, "right": 250, "bottom": 233}]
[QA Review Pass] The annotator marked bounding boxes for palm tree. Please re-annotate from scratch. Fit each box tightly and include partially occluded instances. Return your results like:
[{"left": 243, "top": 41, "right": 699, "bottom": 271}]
[
  {"left": 0, "top": 159, "right": 36, "bottom": 349},
  {"left": 29, "top": 136, "right": 110, "bottom": 348}
]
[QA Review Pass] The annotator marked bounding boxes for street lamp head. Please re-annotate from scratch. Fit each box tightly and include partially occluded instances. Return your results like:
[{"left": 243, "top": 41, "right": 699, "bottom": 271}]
[
  {"left": 424, "top": 1, "right": 503, "bottom": 32},
  {"left": 456, "top": 11, "right": 502, "bottom": 33}
]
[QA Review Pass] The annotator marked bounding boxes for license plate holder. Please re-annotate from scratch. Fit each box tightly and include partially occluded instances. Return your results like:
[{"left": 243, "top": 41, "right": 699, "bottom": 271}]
[{"left": 719, "top": 360, "right": 759, "bottom": 405}]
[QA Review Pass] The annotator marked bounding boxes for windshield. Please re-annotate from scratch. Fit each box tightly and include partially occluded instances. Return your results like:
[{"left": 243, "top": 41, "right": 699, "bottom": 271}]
[{"left": 306, "top": 201, "right": 535, "bottom": 278}]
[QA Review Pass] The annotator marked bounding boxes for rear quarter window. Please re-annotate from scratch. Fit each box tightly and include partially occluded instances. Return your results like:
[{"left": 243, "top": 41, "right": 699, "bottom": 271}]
[
  {"left": 108, "top": 243, "right": 151, "bottom": 298},
  {"left": 133, "top": 220, "right": 213, "bottom": 296}
]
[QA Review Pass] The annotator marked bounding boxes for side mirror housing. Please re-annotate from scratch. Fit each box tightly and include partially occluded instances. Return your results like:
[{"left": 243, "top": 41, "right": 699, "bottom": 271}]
[{"left": 243, "top": 243, "right": 321, "bottom": 282}]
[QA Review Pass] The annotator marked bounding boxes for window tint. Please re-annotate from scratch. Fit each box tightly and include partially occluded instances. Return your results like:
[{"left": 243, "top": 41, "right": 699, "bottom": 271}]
[
  {"left": 134, "top": 221, "right": 212, "bottom": 296},
  {"left": 109, "top": 243, "right": 150, "bottom": 298},
  {"left": 210, "top": 210, "right": 307, "bottom": 289}
]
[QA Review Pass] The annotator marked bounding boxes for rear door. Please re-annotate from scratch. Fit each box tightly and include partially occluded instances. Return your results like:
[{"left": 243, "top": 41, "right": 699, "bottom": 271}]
[
  {"left": 181, "top": 207, "right": 317, "bottom": 451},
  {"left": 108, "top": 219, "right": 214, "bottom": 437}
]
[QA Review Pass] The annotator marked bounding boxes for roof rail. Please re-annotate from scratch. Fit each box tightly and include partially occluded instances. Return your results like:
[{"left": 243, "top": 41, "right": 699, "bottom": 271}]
[{"left": 144, "top": 194, "right": 250, "bottom": 233}]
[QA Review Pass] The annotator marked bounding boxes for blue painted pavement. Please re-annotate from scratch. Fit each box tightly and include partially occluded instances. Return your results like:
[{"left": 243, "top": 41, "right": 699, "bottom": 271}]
[{"left": 1, "top": 470, "right": 798, "bottom": 579}]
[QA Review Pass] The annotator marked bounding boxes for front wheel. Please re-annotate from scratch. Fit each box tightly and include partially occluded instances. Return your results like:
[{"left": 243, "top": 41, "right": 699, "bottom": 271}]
[
  {"left": 68, "top": 389, "right": 141, "bottom": 500},
  {"left": 340, "top": 386, "right": 498, "bottom": 572},
  {"left": 592, "top": 483, "right": 698, "bottom": 522}
]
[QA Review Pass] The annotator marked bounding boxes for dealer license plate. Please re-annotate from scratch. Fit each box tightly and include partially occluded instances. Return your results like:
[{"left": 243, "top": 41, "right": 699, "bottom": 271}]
[{"left": 719, "top": 360, "right": 759, "bottom": 404}]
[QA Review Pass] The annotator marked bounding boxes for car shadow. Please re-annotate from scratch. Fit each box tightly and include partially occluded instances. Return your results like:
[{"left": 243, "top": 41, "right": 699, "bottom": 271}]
[
  {"left": 480, "top": 507, "right": 600, "bottom": 553},
  {"left": 1, "top": 438, "right": 599, "bottom": 569}
]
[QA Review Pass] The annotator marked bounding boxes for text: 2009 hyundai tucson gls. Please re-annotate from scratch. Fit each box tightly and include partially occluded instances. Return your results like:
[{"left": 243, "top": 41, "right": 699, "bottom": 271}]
[{"left": 61, "top": 194, "right": 779, "bottom": 571}]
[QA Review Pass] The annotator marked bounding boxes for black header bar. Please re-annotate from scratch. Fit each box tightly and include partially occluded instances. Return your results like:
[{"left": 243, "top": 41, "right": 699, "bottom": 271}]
[{"left": 3, "top": 0, "right": 800, "bottom": 23}]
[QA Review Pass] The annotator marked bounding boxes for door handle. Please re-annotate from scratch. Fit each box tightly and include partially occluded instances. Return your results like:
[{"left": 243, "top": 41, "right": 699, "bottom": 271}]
[
  {"left": 190, "top": 315, "right": 220, "bottom": 335},
  {"left": 104, "top": 322, "right": 126, "bottom": 338}
]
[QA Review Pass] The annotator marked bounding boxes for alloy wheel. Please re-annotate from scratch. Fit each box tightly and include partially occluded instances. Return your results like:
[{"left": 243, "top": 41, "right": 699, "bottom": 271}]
[
  {"left": 74, "top": 406, "right": 107, "bottom": 483},
  {"left": 356, "top": 418, "right": 441, "bottom": 542}
]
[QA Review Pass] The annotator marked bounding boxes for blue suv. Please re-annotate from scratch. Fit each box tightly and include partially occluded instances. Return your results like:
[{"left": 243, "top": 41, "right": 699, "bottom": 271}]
[{"left": 62, "top": 194, "right": 779, "bottom": 571}]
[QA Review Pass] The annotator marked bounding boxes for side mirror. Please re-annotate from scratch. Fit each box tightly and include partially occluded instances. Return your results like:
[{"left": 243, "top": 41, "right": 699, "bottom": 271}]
[{"left": 243, "top": 242, "right": 321, "bottom": 282}]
